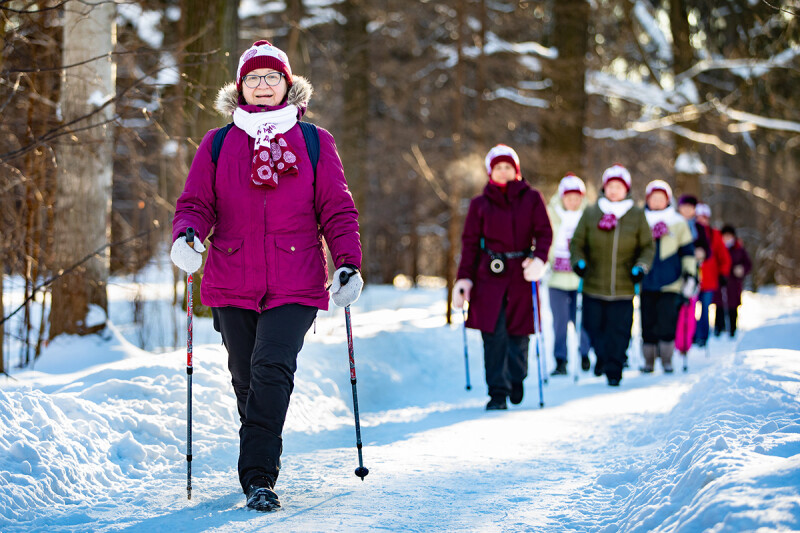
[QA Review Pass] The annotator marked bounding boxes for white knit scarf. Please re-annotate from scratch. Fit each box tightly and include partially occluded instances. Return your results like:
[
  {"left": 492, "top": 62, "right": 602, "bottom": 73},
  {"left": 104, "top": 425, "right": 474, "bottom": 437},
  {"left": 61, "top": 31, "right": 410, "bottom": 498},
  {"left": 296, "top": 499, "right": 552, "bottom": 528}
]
[
  {"left": 553, "top": 204, "right": 584, "bottom": 260},
  {"left": 598, "top": 197, "right": 634, "bottom": 218}
]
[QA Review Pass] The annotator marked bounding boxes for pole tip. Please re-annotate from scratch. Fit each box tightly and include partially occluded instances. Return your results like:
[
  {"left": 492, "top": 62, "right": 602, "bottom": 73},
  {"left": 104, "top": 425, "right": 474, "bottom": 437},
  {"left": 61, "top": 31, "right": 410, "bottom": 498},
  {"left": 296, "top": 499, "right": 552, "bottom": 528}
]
[
  {"left": 355, "top": 466, "right": 369, "bottom": 480},
  {"left": 539, "top": 402, "right": 544, "bottom": 408},
  {"left": 466, "top": 385, "right": 472, "bottom": 391}
]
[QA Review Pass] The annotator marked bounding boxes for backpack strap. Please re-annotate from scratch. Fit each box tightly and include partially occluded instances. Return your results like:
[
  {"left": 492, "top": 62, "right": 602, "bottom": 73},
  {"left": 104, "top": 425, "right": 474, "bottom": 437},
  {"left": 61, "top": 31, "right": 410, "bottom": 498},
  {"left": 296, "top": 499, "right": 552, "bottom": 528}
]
[
  {"left": 298, "top": 121, "right": 320, "bottom": 177},
  {"left": 211, "top": 122, "right": 234, "bottom": 165}
]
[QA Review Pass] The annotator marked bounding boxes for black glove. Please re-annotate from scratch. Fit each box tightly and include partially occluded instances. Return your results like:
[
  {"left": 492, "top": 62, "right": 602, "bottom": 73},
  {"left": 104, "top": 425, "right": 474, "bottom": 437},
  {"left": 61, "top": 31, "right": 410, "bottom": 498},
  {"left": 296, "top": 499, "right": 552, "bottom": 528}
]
[
  {"left": 630, "top": 266, "right": 645, "bottom": 284},
  {"left": 573, "top": 260, "right": 587, "bottom": 278},
  {"left": 718, "top": 275, "right": 728, "bottom": 287}
]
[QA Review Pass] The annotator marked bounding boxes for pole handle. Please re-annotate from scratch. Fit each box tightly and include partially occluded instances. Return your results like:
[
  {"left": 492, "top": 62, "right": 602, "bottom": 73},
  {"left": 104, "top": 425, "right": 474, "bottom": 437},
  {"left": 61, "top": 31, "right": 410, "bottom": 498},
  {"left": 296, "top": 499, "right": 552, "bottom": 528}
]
[
  {"left": 186, "top": 227, "right": 195, "bottom": 249},
  {"left": 339, "top": 268, "right": 353, "bottom": 286}
]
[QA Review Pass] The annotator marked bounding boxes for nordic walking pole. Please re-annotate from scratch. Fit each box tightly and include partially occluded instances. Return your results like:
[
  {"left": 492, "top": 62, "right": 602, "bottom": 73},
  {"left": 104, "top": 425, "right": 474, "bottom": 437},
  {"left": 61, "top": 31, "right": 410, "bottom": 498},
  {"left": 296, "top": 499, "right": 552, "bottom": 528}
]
[
  {"left": 633, "top": 282, "right": 643, "bottom": 371},
  {"left": 532, "top": 281, "right": 545, "bottom": 408},
  {"left": 185, "top": 227, "right": 195, "bottom": 500},
  {"left": 573, "top": 279, "right": 584, "bottom": 384},
  {"left": 721, "top": 285, "right": 731, "bottom": 336},
  {"left": 536, "top": 289, "right": 549, "bottom": 385},
  {"left": 460, "top": 289, "right": 472, "bottom": 391},
  {"left": 341, "top": 270, "right": 369, "bottom": 481}
]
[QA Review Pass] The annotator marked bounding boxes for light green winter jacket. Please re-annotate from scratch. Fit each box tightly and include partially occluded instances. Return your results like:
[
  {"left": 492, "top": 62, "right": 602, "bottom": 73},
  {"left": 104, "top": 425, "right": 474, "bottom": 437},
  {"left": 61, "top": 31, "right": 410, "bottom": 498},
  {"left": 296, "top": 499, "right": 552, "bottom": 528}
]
[
  {"left": 546, "top": 194, "right": 588, "bottom": 291},
  {"left": 569, "top": 199, "right": 655, "bottom": 299}
]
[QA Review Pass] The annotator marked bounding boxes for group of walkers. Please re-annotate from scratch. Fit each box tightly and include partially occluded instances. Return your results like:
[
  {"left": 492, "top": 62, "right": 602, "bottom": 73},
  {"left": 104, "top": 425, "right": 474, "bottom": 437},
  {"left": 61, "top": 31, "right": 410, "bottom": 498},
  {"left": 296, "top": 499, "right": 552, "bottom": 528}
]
[
  {"left": 167, "top": 39, "right": 752, "bottom": 511},
  {"left": 453, "top": 146, "right": 752, "bottom": 410}
]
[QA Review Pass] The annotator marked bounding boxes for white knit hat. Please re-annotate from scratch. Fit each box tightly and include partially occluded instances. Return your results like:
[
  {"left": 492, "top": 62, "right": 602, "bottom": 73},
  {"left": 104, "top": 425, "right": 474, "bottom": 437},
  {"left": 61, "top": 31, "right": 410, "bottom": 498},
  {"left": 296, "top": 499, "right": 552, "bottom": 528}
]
[
  {"left": 484, "top": 144, "right": 521, "bottom": 176},
  {"left": 558, "top": 173, "right": 586, "bottom": 197},
  {"left": 602, "top": 164, "right": 632, "bottom": 191},
  {"left": 695, "top": 203, "right": 711, "bottom": 218},
  {"left": 645, "top": 180, "right": 673, "bottom": 203}
]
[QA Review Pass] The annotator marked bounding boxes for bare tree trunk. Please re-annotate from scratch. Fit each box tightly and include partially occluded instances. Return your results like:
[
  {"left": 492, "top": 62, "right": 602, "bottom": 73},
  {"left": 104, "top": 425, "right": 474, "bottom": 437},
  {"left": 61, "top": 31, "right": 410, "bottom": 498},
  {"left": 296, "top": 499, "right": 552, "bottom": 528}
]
[
  {"left": 541, "top": 0, "right": 590, "bottom": 181},
  {"left": 339, "top": 0, "right": 373, "bottom": 278},
  {"left": 475, "top": 0, "right": 488, "bottom": 147},
  {"left": 180, "top": 0, "right": 239, "bottom": 317},
  {"left": 285, "top": 0, "right": 309, "bottom": 73},
  {"left": 49, "top": 1, "right": 116, "bottom": 338}
]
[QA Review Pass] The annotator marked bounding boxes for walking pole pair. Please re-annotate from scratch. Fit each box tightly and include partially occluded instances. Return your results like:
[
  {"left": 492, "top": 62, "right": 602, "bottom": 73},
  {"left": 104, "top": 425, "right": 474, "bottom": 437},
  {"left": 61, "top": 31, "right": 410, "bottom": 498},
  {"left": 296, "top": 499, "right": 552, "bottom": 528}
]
[
  {"left": 532, "top": 281, "right": 545, "bottom": 408},
  {"left": 340, "top": 270, "right": 370, "bottom": 481},
  {"left": 459, "top": 289, "right": 472, "bottom": 391}
]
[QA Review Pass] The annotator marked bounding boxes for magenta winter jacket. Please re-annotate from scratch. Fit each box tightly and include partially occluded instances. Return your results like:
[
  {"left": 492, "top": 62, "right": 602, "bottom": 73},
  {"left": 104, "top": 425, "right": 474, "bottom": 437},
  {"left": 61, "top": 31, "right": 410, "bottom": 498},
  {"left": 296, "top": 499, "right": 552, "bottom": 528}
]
[
  {"left": 172, "top": 78, "right": 361, "bottom": 312},
  {"left": 456, "top": 180, "right": 553, "bottom": 336}
]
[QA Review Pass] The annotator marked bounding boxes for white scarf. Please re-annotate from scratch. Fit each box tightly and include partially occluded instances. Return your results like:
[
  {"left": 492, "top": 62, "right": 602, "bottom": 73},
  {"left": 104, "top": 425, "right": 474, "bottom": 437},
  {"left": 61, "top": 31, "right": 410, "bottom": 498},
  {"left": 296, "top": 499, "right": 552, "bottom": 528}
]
[
  {"left": 553, "top": 204, "right": 584, "bottom": 260},
  {"left": 644, "top": 207, "right": 683, "bottom": 228},
  {"left": 598, "top": 197, "right": 634, "bottom": 218},
  {"left": 233, "top": 105, "right": 298, "bottom": 147}
]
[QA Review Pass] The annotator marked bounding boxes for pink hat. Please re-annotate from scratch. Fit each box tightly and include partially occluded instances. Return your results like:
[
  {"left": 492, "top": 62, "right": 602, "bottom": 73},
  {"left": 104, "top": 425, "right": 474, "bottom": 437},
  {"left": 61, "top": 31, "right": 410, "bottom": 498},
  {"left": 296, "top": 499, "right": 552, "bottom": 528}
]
[
  {"left": 558, "top": 173, "right": 586, "bottom": 197},
  {"left": 602, "top": 164, "right": 632, "bottom": 191},
  {"left": 696, "top": 203, "right": 711, "bottom": 218},
  {"left": 485, "top": 144, "right": 520, "bottom": 176},
  {"left": 236, "top": 40, "right": 293, "bottom": 91},
  {"left": 645, "top": 180, "right": 673, "bottom": 203}
]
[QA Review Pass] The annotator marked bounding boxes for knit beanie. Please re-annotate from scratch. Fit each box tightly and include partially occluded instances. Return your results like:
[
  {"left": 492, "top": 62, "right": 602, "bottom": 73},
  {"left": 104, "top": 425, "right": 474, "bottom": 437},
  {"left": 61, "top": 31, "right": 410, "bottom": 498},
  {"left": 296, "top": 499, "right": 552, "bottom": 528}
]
[
  {"left": 695, "top": 203, "right": 711, "bottom": 218},
  {"left": 558, "top": 173, "right": 586, "bottom": 197},
  {"left": 236, "top": 40, "right": 293, "bottom": 91},
  {"left": 601, "top": 164, "right": 631, "bottom": 191},
  {"left": 677, "top": 194, "right": 698, "bottom": 207},
  {"left": 484, "top": 144, "right": 521, "bottom": 177},
  {"left": 645, "top": 180, "right": 673, "bottom": 203}
]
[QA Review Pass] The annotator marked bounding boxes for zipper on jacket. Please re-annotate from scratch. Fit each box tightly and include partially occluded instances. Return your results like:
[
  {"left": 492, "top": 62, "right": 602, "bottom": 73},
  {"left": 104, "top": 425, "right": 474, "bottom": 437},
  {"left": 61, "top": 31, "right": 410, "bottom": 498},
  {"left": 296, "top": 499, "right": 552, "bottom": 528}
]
[{"left": 610, "top": 224, "right": 619, "bottom": 296}]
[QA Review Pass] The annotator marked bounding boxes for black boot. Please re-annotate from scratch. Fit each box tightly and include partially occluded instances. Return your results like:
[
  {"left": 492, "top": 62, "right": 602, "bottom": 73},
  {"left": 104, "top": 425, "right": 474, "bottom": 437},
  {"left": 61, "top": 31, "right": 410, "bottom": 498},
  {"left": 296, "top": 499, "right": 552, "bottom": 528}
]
[
  {"left": 581, "top": 355, "right": 591, "bottom": 371},
  {"left": 593, "top": 360, "right": 604, "bottom": 377},
  {"left": 246, "top": 482, "right": 281, "bottom": 512},
  {"left": 550, "top": 359, "right": 568, "bottom": 376},
  {"left": 486, "top": 394, "right": 508, "bottom": 410},
  {"left": 510, "top": 382, "right": 524, "bottom": 405}
]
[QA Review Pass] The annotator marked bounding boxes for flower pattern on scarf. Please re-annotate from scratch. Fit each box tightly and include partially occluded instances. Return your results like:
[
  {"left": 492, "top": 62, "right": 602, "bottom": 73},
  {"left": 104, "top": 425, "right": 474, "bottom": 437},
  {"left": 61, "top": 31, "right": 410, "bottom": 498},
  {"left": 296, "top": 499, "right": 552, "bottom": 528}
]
[
  {"left": 553, "top": 257, "right": 573, "bottom": 272},
  {"left": 598, "top": 213, "right": 617, "bottom": 231},
  {"left": 251, "top": 132, "right": 298, "bottom": 188},
  {"left": 651, "top": 221, "right": 669, "bottom": 239}
]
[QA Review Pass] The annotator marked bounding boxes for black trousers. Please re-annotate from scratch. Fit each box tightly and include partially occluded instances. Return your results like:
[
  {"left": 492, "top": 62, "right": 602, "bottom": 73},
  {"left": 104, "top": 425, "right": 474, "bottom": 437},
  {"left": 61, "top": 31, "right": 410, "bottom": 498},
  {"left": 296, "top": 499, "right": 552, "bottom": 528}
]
[
  {"left": 481, "top": 304, "right": 530, "bottom": 398},
  {"left": 213, "top": 304, "right": 317, "bottom": 493},
  {"left": 714, "top": 306, "right": 739, "bottom": 336},
  {"left": 582, "top": 296, "right": 633, "bottom": 381},
  {"left": 641, "top": 291, "right": 682, "bottom": 344}
]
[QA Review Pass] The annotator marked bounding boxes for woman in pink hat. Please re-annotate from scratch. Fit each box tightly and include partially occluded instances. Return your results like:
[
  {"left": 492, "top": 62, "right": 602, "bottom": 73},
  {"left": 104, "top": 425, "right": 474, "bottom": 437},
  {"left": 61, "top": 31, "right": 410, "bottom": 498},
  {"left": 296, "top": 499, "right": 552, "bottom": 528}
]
[
  {"left": 170, "top": 40, "right": 362, "bottom": 511},
  {"left": 453, "top": 145, "right": 553, "bottom": 410}
]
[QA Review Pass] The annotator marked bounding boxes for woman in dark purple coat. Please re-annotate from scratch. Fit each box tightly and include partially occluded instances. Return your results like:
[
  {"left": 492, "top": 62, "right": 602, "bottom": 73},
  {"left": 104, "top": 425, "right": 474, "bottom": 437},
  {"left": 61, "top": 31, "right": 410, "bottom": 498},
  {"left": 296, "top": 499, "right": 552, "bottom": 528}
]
[
  {"left": 170, "top": 40, "right": 362, "bottom": 512},
  {"left": 454, "top": 145, "right": 553, "bottom": 410},
  {"left": 714, "top": 225, "right": 752, "bottom": 337}
]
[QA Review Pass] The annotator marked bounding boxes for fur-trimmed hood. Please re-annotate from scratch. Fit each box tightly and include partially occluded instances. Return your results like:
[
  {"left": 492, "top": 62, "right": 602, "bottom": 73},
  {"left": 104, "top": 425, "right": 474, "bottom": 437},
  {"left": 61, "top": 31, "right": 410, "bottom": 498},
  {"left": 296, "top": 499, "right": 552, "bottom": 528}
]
[{"left": 214, "top": 76, "right": 313, "bottom": 116}]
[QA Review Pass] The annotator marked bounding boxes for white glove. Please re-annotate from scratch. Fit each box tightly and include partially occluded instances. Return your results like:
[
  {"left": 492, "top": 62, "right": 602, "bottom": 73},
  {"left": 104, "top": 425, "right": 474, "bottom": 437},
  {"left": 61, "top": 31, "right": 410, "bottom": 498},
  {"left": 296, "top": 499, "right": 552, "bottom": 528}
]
[
  {"left": 453, "top": 279, "right": 473, "bottom": 309},
  {"left": 522, "top": 257, "right": 546, "bottom": 282},
  {"left": 331, "top": 266, "right": 363, "bottom": 307},
  {"left": 170, "top": 235, "right": 206, "bottom": 274},
  {"left": 733, "top": 265, "right": 745, "bottom": 278},
  {"left": 681, "top": 275, "right": 697, "bottom": 299}
]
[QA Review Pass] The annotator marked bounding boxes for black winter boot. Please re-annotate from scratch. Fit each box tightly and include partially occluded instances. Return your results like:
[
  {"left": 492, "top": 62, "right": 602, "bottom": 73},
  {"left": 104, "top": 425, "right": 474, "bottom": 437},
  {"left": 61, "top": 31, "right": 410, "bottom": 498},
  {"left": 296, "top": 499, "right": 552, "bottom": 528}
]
[
  {"left": 550, "top": 360, "right": 568, "bottom": 376},
  {"left": 246, "top": 480, "right": 281, "bottom": 512},
  {"left": 486, "top": 395, "right": 508, "bottom": 410},
  {"left": 581, "top": 355, "right": 591, "bottom": 371},
  {"left": 510, "top": 382, "right": 524, "bottom": 405}
]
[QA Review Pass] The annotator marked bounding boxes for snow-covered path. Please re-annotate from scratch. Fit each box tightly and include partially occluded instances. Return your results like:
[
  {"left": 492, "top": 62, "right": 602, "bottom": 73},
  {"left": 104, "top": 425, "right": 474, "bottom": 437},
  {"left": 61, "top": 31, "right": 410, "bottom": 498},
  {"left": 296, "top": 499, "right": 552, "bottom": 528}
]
[{"left": 1, "top": 286, "right": 799, "bottom": 532}]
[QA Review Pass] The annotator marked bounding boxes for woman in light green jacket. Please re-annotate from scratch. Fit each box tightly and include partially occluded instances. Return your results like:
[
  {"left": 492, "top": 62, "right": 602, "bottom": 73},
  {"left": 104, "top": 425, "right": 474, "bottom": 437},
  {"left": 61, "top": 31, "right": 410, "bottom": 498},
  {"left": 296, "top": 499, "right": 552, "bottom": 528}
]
[{"left": 546, "top": 174, "right": 591, "bottom": 375}]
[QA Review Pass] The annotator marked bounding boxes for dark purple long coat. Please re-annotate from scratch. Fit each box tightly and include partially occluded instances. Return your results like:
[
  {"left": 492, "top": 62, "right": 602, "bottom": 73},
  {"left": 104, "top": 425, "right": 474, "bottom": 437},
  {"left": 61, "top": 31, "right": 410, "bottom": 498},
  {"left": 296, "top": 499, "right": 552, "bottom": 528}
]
[
  {"left": 456, "top": 180, "right": 553, "bottom": 335},
  {"left": 713, "top": 241, "right": 751, "bottom": 309}
]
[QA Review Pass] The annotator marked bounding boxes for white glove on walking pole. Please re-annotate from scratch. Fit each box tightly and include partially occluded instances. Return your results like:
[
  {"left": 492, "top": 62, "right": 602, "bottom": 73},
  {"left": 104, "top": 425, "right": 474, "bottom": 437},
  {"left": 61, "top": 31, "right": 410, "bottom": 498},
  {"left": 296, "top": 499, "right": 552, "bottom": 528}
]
[
  {"left": 331, "top": 266, "right": 363, "bottom": 307},
  {"left": 453, "top": 279, "right": 473, "bottom": 309},
  {"left": 522, "top": 257, "right": 546, "bottom": 282},
  {"left": 171, "top": 235, "right": 206, "bottom": 274}
]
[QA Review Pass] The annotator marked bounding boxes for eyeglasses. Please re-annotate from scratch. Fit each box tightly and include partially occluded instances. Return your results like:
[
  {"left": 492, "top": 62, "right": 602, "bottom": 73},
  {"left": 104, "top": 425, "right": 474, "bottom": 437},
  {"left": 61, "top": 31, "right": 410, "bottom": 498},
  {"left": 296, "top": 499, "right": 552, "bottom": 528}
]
[{"left": 242, "top": 72, "right": 284, "bottom": 88}]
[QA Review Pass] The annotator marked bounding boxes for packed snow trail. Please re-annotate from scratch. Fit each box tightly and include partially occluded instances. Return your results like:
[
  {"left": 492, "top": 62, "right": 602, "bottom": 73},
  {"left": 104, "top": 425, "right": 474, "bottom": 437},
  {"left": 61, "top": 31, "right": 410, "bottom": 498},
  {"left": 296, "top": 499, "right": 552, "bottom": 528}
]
[{"left": 1, "top": 286, "right": 799, "bottom": 532}]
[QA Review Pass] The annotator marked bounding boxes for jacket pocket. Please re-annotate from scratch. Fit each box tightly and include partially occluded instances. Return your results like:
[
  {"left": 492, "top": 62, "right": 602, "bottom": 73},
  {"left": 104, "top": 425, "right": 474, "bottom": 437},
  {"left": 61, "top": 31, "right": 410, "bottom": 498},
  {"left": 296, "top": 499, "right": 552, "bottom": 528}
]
[
  {"left": 204, "top": 236, "right": 244, "bottom": 291},
  {"left": 275, "top": 234, "right": 326, "bottom": 294}
]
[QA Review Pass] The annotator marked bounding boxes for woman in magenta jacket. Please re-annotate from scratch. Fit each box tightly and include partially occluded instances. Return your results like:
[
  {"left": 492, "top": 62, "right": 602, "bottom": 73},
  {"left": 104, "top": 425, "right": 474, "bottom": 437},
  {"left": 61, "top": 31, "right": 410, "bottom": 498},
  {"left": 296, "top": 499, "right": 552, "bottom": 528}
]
[
  {"left": 454, "top": 145, "right": 553, "bottom": 411},
  {"left": 170, "top": 41, "right": 362, "bottom": 512}
]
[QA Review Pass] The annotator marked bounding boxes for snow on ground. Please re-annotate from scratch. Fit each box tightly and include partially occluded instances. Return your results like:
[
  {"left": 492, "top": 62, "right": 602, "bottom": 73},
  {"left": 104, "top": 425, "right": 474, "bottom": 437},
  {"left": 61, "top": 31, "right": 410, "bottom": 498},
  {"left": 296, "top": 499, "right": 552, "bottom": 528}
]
[{"left": 1, "top": 280, "right": 799, "bottom": 532}]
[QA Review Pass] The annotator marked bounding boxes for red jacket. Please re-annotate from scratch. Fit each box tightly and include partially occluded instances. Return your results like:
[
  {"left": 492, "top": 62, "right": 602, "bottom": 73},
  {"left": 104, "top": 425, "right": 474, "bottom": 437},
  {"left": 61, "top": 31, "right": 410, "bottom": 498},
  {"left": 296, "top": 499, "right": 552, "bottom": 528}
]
[
  {"left": 457, "top": 180, "right": 552, "bottom": 335},
  {"left": 699, "top": 224, "right": 731, "bottom": 292}
]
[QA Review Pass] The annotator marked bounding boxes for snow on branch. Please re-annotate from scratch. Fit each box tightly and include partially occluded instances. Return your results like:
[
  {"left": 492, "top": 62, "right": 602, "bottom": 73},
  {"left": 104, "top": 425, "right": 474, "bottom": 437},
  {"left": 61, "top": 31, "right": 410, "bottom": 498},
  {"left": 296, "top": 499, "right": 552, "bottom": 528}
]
[
  {"left": 633, "top": 1, "right": 672, "bottom": 63},
  {"left": 714, "top": 102, "right": 800, "bottom": 134},
  {"left": 676, "top": 49, "right": 800, "bottom": 83},
  {"left": 586, "top": 71, "right": 677, "bottom": 111},
  {"left": 485, "top": 88, "right": 549, "bottom": 108},
  {"left": 665, "top": 125, "right": 737, "bottom": 155},
  {"left": 705, "top": 173, "right": 800, "bottom": 218}
]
